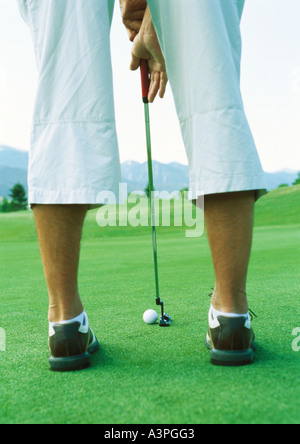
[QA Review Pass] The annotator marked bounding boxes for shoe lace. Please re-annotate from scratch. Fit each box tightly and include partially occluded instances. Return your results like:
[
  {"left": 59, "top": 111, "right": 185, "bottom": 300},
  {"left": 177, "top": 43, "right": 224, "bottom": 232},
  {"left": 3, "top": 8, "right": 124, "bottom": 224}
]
[{"left": 208, "top": 288, "right": 258, "bottom": 321}]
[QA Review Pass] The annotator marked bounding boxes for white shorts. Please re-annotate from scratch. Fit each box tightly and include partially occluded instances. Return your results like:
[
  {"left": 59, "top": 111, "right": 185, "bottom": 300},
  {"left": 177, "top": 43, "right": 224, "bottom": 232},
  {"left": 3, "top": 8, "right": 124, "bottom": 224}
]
[
  {"left": 18, "top": 0, "right": 266, "bottom": 205},
  {"left": 17, "top": 0, "right": 121, "bottom": 205},
  {"left": 148, "top": 0, "right": 267, "bottom": 200}
]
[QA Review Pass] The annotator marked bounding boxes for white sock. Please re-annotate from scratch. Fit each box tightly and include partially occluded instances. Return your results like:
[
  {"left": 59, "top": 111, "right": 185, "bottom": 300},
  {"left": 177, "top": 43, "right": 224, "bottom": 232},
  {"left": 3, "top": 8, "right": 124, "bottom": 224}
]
[
  {"left": 49, "top": 311, "right": 87, "bottom": 328},
  {"left": 211, "top": 305, "right": 249, "bottom": 320},
  {"left": 49, "top": 311, "right": 88, "bottom": 336}
]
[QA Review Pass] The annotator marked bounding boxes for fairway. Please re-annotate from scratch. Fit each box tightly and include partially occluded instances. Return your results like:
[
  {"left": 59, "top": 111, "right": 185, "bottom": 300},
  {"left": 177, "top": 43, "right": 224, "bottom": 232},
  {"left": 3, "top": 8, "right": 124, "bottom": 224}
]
[{"left": 0, "top": 188, "right": 300, "bottom": 424}]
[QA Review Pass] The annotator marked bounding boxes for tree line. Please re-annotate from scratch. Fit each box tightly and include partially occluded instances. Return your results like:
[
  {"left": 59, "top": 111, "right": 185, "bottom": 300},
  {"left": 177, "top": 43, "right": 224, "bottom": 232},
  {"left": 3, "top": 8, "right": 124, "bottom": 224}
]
[
  {"left": 278, "top": 172, "right": 300, "bottom": 188},
  {"left": 0, "top": 183, "right": 28, "bottom": 212}
]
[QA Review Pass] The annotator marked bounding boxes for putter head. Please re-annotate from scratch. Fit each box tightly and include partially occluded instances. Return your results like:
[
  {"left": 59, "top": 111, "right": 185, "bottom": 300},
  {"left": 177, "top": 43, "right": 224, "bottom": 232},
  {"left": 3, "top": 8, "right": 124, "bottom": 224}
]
[{"left": 159, "top": 313, "right": 171, "bottom": 327}]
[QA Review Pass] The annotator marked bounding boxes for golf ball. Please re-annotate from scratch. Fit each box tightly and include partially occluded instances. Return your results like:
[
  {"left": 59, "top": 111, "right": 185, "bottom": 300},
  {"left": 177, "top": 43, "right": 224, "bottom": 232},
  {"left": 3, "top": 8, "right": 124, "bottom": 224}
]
[{"left": 143, "top": 309, "right": 158, "bottom": 325}]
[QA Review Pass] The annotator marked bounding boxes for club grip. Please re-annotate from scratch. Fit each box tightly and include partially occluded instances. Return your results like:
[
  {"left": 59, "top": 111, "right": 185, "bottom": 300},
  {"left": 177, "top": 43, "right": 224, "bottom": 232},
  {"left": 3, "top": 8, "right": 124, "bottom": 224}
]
[{"left": 140, "top": 59, "right": 150, "bottom": 103}]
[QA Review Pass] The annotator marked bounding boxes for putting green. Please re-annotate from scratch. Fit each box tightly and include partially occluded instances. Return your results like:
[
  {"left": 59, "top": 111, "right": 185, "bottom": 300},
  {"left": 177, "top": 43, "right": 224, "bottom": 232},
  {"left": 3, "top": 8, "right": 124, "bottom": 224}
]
[{"left": 0, "top": 187, "right": 300, "bottom": 424}]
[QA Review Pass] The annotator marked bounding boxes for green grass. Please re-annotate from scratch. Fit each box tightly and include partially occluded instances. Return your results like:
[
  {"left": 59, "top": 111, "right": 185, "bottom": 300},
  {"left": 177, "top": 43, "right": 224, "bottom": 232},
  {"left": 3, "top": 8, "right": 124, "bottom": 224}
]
[
  {"left": 0, "top": 187, "right": 300, "bottom": 424},
  {"left": 255, "top": 185, "right": 300, "bottom": 226}
]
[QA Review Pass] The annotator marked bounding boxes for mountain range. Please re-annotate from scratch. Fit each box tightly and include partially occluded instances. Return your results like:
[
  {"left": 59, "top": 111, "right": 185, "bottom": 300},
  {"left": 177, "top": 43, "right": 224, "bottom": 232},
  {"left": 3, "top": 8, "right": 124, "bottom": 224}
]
[{"left": 0, "top": 145, "right": 298, "bottom": 198}]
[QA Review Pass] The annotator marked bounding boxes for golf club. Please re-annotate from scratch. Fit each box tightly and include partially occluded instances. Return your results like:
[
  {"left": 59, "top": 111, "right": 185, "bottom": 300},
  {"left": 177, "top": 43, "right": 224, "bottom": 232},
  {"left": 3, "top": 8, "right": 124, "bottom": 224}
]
[{"left": 140, "top": 59, "right": 171, "bottom": 327}]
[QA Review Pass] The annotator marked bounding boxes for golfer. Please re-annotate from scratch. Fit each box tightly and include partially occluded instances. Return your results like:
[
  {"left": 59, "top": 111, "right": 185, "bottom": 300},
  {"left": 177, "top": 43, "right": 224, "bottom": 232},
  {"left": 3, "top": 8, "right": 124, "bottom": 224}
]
[{"left": 17, "top": 0, "right": 266, "bottom": 370}]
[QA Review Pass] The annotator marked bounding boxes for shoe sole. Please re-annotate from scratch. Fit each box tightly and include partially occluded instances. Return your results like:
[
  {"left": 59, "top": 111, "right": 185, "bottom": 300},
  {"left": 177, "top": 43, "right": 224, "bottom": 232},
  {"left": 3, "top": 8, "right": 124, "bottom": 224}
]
[
  {"left": 49, "top": 353, "right": 91, "bottom": 372},
  {"left": 210, "top": 348, "right": 254, "bottom": 366},
  {"left": 49, "top": 338, "right": 100, "bottom": 372},
  {"left": 205, "top": 336, "right": 254, "bottom": 367}
]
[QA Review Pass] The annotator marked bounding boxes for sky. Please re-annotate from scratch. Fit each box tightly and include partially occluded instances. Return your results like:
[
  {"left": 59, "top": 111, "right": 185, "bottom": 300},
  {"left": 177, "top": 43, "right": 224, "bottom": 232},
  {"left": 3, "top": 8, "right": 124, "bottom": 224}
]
[{"left": 0, "top": 0, "right": 300, "bottom": 173}]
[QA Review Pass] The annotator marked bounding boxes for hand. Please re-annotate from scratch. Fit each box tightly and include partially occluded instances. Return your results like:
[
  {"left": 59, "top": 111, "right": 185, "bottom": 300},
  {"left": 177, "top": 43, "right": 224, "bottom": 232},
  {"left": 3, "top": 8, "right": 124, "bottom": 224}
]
[
  {"left": 130, "top": 7, "right": 168, "bottom": 102},
  {"left": 119, "top": 0, "right": 147, "bottom": 42}
]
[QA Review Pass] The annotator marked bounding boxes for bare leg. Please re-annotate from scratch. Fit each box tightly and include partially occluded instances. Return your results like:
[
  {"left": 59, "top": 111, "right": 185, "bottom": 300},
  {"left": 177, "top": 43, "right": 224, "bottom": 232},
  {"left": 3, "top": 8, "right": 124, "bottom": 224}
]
[
  {"left": 204, "top": 191, "right": 255, "bottom": 314},
  {"left": 33, "top": 204, "right": 89, "bottom": 323}
]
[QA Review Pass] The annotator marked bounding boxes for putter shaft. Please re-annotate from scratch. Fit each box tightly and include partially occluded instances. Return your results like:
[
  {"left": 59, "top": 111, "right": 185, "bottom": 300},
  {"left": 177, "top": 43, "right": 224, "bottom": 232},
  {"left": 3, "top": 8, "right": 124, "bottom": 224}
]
[
  {"left": 140, "top": 60, "right": 169, "bottom": 324},
  {"left": 143, "top": 101, "right": 164, "bottom": 318}
]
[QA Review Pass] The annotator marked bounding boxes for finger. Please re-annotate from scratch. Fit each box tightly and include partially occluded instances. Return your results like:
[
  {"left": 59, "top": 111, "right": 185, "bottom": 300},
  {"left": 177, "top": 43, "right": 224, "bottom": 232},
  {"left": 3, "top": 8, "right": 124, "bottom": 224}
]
[
  {"left": 159, "top": 72, "right": 168, "bottom": 99},
  {"left": 124, "top": 10, "right": 145, "bottom": 22},
  {"left": 123, "top": 18, "right": 143, "bottom": 34},
  {"left": 148, "top": 72, "right": 160, "bottom": 103},
  {"left": 130, "top": 53, "right": 141, "bottom": 71},
  {"left": 128, "top": 30, "right": 138, "bottom": 43},
  {"left": 125, "top": 27, "right": 137, "bottom": 42},
  {"left": 122, "top": 8, "right": 146, "bottom": 24}
]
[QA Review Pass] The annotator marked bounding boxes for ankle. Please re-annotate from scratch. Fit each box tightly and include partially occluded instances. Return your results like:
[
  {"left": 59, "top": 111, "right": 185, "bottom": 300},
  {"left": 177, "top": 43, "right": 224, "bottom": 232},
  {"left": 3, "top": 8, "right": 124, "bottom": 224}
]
[
  {"left": 211, "top": 290, "right": 249, "bottom": 315},
  {"left": 48, "top": 300, "right": 84, "bottom": 323}
]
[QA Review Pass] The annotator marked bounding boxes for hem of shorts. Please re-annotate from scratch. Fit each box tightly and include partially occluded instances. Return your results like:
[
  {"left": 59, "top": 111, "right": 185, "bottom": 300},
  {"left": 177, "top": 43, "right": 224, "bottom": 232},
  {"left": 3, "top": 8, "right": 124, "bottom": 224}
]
[
  {"left": 188, "top": 176, "right": 268, "bottom": 202},
  {"left": 29, "top": 189, "right": 121, "bottom": 206}
]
